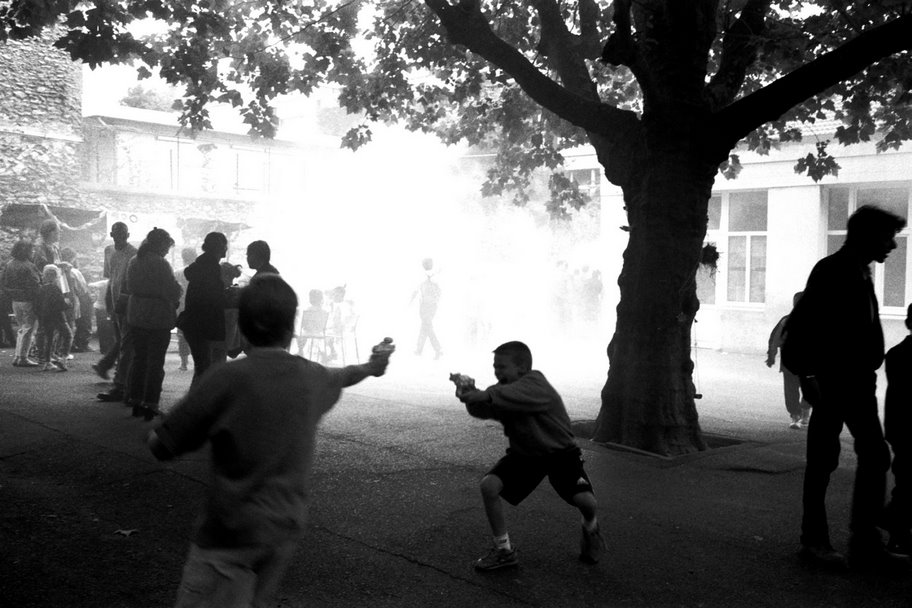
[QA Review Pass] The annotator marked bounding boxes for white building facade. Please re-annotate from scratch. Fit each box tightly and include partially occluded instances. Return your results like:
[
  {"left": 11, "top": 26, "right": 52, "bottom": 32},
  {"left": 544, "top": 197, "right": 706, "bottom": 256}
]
[{"left": 567, "top": 133, "right": 912, "bottom": 354}]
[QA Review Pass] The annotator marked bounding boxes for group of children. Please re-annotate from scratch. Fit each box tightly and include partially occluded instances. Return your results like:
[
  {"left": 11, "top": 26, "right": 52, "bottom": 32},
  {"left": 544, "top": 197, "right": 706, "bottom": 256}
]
[{"left": 147, "top": 272, "right": 604, "bottom": 607}]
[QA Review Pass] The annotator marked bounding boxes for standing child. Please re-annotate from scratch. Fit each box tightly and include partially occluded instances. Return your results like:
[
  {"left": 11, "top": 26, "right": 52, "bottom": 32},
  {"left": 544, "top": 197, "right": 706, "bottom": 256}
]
[
  {"left": 766, "top": 291, "right": 813, "bottom": 429},
  {"left": 147, "top": 274, "right": 394, "bottom": 608},
  {"left": 884, "top": 304, "right": 912, "bottom": 557},
  {"left": 455, "top": 340, "right": 605, "bottom": 571},
  {"left": 36, "top": 264, "right": 73, "bottom": 371}
]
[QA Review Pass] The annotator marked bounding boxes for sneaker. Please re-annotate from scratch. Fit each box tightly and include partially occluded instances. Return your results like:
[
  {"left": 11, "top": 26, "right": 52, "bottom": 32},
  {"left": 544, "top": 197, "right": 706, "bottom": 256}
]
[
  {"left": 474, "top": 546, "right": 518, "bottom": 571},
  {"left": 21, "top": 358, "right": 39, "bottom": 367},
  {"left": 42, "top": 363, "right": 56, "bottom": 372},
  {"left": 887, "top": 536, "right": 912, "bottom": 558},
  {"left": 789, "top": 416, "right": 802, "bottom": 430},
  {"left": 97, "top": 390, "right": 125, "bottom": 402},
  {"left": 52, "top": 360, "right": 68, "bottom": 371},
  {"left": 799, "top": 543, "right": 847, "bottom": 570},
  {"left": 178, "top": 363, "right": 188, "bottom": 371},
  {"left": 580, "top": 524, "right": 606, "bottom": 564},
  {"left": 91, "top": 363, "right": 110, "bottom": 380},
  {"left": 800, "top": 408, "right": 811, "bottom": 426}
]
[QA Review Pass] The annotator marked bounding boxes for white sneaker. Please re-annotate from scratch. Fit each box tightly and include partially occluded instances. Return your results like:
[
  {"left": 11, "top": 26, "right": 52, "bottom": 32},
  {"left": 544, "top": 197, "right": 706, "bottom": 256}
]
[{"left": 789, "top": 418, "right": 801, "bottom": 430}]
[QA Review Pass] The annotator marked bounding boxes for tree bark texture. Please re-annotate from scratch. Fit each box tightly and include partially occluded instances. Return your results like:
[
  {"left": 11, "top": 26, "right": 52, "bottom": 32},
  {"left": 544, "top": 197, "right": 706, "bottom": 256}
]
[{"left": 593, "top": 140, "right": 715, "bottom": 456}]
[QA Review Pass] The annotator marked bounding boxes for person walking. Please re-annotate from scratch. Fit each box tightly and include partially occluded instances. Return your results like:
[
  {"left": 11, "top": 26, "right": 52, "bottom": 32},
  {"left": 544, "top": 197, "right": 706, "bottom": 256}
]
[
  {"left": 180, "top": 232, "right": 229, "bottom": 384},
  {"left": 3, "top": 240, "right": 41, "bottom": 367},
  {"left": 95, "top": 222, "right": 138, "bottom": 401},
  {"left": 766, "top": 291, "right": 813, "bottom": 429},
  {"left": 412, "top": 257, "right": 442, "bottom": 360},
  {"left": 124, "top": 228, "right": 182, "bottom": 420},
  {"left": 784, "top": 205, "right": 906, "bottom": 570}
]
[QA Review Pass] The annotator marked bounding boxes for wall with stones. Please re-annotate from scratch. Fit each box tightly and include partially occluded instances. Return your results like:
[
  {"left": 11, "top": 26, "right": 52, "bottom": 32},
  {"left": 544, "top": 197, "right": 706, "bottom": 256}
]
[{"left": 0, "top": 32, "right": 84, "bottom": 212}]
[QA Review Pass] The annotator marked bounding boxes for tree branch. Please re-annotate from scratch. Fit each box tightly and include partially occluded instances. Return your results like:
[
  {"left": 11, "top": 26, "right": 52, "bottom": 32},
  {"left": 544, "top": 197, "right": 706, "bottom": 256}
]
[
  {"left": 714, "top": 14, "right": 912, "bottom": 150},
  {"left": 424, "top": 0, "right": 639, "bottom": 138},
  {"left": 704, "top": 0, "right": 771, "bottom": 111},
  {"left": 531, "top": 0, "right": 600, "bottom": 99}
]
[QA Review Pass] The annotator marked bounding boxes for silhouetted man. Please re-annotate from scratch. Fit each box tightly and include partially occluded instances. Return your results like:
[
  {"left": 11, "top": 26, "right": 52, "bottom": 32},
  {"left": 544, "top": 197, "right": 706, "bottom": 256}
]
[
  {"left": 95, "top": 222, "right": 137, "bottom": 401},
  {"left": 788, "top": 205, "right": 906, "bottom": 570}
]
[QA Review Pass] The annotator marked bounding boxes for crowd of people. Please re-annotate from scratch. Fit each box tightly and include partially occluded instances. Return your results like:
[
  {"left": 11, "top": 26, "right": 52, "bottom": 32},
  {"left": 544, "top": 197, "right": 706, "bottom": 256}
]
[{"left": 4, "top": 204, "right": 912, "bottom": 605}]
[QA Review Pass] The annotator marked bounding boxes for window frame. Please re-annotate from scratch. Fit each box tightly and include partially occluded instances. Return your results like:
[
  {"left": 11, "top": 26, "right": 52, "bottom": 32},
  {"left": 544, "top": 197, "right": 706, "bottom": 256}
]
[
  {"left": 700, "top": 190, "right": 769, "bottom": 308},
  {"left": 824, "top": 183, "right": 912, "bottom": 314}
]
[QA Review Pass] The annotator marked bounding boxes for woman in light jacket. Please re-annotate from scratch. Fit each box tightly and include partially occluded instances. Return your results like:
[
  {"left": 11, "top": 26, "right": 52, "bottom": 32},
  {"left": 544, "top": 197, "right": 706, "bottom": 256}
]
[{"left": 125, "top": 228, "right": 181, "bottom": 419}]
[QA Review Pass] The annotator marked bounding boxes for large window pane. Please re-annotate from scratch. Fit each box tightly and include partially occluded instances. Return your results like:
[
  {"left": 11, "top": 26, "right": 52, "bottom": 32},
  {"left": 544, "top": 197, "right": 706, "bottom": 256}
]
[
  {"left": 727, "top": 236, "right": 746, "bottom": 302},
  {"left": 884, "top": 236, "right": 907, "bottom": 308},
  {"left": 749, "top": 236, "right": 766, "bottom": 303},
  {"left": 827, "top": 234, "right": 845, "bottom": 255},
  {"left": 858, "top": 187, "right": 910, "bottom": 222},
  {"left": 728, "top": 191, "right": 768, "bottom": 231},
  {"left": 828, "top": 187, "right": 850, "bottom": 230},
  {"left": 696, "top": 263, "right": 716, "bottom": 305},
  {"left": 707, "top": 196, "right": 721, "bottom": 231}
]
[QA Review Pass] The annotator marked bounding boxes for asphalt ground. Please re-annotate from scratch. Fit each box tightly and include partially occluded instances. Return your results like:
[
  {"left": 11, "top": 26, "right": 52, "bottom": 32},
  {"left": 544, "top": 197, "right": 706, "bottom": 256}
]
[{"left": 1, "top": 340, "right": 910, "bottom": 607}]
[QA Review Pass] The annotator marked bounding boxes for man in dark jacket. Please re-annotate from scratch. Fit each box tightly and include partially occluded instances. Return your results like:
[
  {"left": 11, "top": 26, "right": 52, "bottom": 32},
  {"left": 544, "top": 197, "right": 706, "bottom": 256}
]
[
  {"left": 181, "top": 232, "right": 228, "bottom": 384},
  {"left": 790, "top": 205, "right": 906, "bottom": 570}
]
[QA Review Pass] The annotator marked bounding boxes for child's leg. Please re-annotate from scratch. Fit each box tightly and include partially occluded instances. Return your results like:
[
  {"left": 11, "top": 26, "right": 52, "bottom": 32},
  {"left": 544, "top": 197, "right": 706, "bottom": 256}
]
[
  {"left": 480, "top": 474, "right": 508, "bottom": 537},
  {"left": 572, "top": 490, "right": 599, "bottom": 526}
]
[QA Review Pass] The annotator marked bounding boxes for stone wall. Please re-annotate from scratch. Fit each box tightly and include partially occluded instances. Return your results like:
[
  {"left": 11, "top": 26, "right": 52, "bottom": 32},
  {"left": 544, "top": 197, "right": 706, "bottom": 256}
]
[{"left": 0, "top": 31, "right": 85, "bottom": 211}]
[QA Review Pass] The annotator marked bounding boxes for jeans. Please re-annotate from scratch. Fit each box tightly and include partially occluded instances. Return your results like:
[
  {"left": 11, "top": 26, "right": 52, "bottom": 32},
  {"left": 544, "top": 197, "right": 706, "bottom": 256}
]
[
  {"left": 37, "top": 316, "right": 72, "bottom": 364},
  {"left": 12, "top": 301, "right": 37, "bottom": 360},
  {"left": 801, "top": 370, "right": 891, "bottom": 548},
  {"left": 174, "top": 542, "right": 296, "bottom": 608}
]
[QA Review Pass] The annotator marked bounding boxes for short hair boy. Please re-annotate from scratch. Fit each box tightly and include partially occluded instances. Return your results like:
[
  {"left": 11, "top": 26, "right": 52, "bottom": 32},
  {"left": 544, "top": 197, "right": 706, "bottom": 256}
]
[
  {"left": 147, "top": 273, "right": 395, "bottom": 607},
  {"left": 456, "top": 340, "right": 605, "bottom": 571},
  {"left": 884, "top": 304, "right": 912, "bottom": 557}
]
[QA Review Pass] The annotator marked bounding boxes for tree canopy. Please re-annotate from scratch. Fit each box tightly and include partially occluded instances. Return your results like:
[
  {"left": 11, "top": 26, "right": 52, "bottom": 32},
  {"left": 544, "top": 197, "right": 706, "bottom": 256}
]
[{"left": 4, "top": 1, "right": 909, "bottom": 218}]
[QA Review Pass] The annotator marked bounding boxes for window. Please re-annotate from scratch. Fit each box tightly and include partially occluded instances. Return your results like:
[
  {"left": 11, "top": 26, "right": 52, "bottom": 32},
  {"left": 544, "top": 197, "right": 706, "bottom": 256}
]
[
  {"left": 698, "top": 191, "right": 768, "bottom": 305},
  {"left": 567, "top": 168, "right": 601, "bottom": 204},
  {"left": 825, "top": 184, "right": 911, "bottom": 310}
]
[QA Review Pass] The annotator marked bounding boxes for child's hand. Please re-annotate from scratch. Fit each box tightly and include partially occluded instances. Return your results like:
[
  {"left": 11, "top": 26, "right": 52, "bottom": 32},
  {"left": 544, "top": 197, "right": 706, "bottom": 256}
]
[{"left": 367, "top": 338, "right": 395, "bottom": 376}]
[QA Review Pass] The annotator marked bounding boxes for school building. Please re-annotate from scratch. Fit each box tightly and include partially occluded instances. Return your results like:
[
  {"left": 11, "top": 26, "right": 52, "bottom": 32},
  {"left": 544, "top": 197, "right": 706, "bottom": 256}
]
[{"left": 563, "top": 129, "right": 912, "bottom": 355}]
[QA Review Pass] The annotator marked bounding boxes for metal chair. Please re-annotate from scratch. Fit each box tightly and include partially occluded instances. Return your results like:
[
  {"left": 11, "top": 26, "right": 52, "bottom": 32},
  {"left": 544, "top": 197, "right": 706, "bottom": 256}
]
[{"left": 325, "top": 313, "right": 360, "bottom": 364}]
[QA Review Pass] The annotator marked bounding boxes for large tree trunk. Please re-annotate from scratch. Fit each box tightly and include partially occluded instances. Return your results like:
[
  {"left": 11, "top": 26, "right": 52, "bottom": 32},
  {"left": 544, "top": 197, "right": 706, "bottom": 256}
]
[{"left": 593, "top": 147, "right": 716, "bottom": 456}]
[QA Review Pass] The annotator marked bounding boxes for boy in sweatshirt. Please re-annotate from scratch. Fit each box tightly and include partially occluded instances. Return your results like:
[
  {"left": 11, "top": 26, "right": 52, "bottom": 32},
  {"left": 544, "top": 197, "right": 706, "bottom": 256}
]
[{"left": 456, "top": 340, "right": 604, "bottom": 571}]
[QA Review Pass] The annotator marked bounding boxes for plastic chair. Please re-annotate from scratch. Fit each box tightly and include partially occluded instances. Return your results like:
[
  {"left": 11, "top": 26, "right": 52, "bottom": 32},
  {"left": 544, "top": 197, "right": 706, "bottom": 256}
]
[{"left": 297, "top": 309, "right": 329, "bottom": 360}]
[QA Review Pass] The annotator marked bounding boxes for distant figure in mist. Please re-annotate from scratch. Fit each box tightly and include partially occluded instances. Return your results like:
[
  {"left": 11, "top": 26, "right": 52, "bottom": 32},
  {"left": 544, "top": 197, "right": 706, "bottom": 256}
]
[
  {"left": 766, "top": 291, "right": 813, "bottom": 430},
  {"left": 411, "top": 257, "right": 442, "bottom": 360},
  {"left": 784, "top": 205, "right": 905, "bottom": 571}
]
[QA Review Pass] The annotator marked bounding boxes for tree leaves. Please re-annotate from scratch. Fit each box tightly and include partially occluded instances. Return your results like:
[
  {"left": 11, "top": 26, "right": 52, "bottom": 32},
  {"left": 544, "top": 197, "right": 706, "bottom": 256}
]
[{"left": 1, "top": 1, "right": 910, "bottom": 212}]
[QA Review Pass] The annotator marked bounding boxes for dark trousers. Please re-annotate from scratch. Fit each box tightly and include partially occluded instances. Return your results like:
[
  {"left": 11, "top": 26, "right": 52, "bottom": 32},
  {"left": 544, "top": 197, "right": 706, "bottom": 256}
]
[
  {"left": 783, "top": 368, "right": 808, "bottom": 418},
  {"left": 184, "top": 330, "right": 226, "bottom": 385},
  {"left": 0, "top": 293, "right": 14, "bottom": 345},
  {"left": 37, "top": 317, "right": 73, "bottom": 364},
  {"left": 127, "top": 326, "right": 171, "bottom": 405},
  {"left": 801, "top": 371, "right": 891, "bottom": 548},
  {"left": 887, "top": 445, "right": 912, "bottom": 534},
  {"left": 97, "top": 312, "right": 122, "bottom": 372},
  {"left": 98, "top": 313, "right": 134, "bottom": 392}
]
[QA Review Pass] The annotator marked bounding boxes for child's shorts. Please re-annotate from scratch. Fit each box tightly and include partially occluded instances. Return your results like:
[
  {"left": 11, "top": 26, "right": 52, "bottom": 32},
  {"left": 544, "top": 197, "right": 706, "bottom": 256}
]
[{"left": 487, "top": 447, "right": 594, "bottom": 506}]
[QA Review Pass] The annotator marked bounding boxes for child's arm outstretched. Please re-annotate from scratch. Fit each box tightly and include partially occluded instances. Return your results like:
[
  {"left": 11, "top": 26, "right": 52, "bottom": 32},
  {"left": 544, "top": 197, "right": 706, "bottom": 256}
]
[{"left": 334, "top": 338, "right": 395, "bottom": 387}]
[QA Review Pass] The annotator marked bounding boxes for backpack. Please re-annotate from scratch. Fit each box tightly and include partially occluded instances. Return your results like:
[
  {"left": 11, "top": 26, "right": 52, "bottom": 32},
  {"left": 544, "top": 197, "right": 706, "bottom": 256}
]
[{"left": 780, "top": 296, "right": 818, "bottom": 377}]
